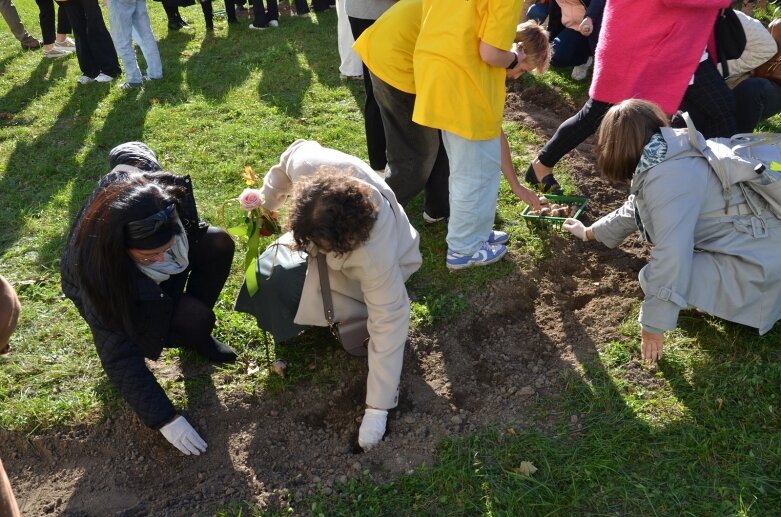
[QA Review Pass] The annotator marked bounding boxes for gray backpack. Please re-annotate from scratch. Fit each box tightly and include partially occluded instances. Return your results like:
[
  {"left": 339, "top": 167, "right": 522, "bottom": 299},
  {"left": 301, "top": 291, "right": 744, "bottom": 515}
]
[{"left": 663, "top": 113, "right": 781, "bottom": 219}]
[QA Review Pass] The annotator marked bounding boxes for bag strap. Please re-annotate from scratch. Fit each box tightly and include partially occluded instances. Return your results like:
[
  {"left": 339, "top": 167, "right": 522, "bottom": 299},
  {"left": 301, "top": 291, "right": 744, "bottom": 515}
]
[
  {"left": 683, "top": 112, "right": 732, "bottom": 213},
  {"left": 316, "top": 253, "right": 336, "bottom": 326}
]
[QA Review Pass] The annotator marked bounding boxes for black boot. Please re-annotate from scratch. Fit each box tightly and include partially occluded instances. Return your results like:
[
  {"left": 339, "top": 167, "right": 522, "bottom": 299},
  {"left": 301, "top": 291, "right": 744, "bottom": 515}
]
[{"left": 191, "top": 336, "right": 237, "bottom": 363}]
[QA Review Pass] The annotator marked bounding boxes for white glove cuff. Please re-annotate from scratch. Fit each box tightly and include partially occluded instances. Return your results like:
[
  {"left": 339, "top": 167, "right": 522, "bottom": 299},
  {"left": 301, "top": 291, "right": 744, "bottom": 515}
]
[{"left": 358, "top": 408, "right": 388, "bottom": 451}]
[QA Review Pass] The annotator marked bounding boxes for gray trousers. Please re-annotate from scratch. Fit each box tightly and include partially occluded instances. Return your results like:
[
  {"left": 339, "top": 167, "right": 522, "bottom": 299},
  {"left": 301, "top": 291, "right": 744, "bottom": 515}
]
[
  {"left": 0, "top": 0, "right": 31, "bottom": 41},
  {"left": 371, "top": 72, "right": 450, "bottom": 219}
]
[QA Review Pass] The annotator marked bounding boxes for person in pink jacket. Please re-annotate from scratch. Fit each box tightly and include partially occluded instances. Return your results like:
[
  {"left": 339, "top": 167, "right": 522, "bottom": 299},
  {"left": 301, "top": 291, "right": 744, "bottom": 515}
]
[{"left": 525, "top": 0, "right": 736, "bottom": 193}]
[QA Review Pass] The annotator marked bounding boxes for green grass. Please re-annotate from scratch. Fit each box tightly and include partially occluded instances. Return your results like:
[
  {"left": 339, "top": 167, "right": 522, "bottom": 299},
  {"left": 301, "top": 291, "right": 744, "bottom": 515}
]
[{"left": 2, "top": 2, "right": 781, "bottom": 515}]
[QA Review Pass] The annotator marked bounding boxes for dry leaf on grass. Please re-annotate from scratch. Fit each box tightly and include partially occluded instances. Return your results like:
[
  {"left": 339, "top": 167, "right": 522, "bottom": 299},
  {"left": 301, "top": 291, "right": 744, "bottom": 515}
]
[
  {"left": 513, "top": 461, "right": 538, "bottom": 476},
  {"left": 272, "top": 360, "right": 287, "bottom": 378}
]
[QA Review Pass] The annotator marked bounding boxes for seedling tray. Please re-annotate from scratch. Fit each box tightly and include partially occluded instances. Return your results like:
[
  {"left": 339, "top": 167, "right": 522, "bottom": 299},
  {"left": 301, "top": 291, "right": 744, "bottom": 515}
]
[{"left": 521, "top": 194, "right": 588, "bottom": 231}]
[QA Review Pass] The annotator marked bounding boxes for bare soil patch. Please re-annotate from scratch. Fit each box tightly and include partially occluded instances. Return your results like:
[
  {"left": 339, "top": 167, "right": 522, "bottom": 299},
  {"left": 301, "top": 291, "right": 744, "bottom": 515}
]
[{"left": 1, "top": 88, "right": 651, "bottom": 516}]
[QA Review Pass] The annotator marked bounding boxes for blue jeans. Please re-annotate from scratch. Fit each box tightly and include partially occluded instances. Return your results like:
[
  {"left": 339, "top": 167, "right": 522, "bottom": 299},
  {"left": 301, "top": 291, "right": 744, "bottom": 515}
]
[
  {"left": 442, "top": 132, "right": 500, "bottom": 255},
  {"left": 550, "top": 28, "right": 592, "bottom": 68},
  {"left": 107, "top": 0, "right": 162, "bottom": 84},
  {"left": 734, "top": 77, "right": 781, "bottom": 133},
  {"left": 526, "top": 2, "right": 549, "bottom": 23}
]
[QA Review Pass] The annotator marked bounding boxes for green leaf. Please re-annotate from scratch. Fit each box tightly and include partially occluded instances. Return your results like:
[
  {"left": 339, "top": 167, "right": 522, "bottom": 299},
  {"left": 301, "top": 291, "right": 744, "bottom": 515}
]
[
  {"left": 244, "top": 226, "right": 260, "bottom": 270},
  {"left": 227, "top": 225, "right": 248, "bottom": 238}
]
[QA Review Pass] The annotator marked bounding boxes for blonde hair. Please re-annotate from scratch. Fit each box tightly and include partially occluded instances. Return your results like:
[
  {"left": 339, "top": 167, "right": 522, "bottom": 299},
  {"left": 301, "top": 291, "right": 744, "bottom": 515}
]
[
  {"left": 597, "top": 99, "right": 670, "bottom": 183},
  {"left": 515, "top": 20, "right": 551, "bottom": 73}
]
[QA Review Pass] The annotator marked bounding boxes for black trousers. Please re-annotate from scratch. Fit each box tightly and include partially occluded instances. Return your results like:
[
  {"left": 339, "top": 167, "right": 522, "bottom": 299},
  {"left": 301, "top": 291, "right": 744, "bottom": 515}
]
[
  {"left": 165, "top": 227, "right": 235, "bottom": 348},
  {"left": 162, "top": 0, "right": 217, "bottom": 26},
  {"left": 59, "top": 0, "right": 120, "bottom": 78},
  {"left": 251, "top": 0, "right": 278, "bottom": 26},
  {"left": 349, "top": 16, "right": 387, "bottom": 171},
  {"left": 35, "top": 0, "right": 70, "bottom": 45}
]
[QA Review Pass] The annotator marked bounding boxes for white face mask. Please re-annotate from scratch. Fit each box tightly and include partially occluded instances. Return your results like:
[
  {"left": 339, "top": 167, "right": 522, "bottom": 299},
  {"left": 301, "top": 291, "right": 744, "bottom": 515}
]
[{"left": 136, "top": 223, "right": 190, "bottom": 284}]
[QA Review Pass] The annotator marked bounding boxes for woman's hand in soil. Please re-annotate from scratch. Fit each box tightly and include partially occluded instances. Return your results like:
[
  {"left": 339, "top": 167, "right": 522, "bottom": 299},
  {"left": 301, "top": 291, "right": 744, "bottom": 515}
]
[
  {"left": 563, "top": 218, "right": 590, "bottom": 241},
  {"left": 160, "top": 415, "right": 208, "bottom": 455},
  {"left": 641, "top": 330, "right": 664, "bottom": 364}
]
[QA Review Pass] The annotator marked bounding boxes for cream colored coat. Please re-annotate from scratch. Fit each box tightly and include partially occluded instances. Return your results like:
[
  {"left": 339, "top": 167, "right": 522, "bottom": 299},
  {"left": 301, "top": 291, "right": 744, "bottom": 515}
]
[{"left": 260, "top": 140, "right": 422, "bottom": 409}]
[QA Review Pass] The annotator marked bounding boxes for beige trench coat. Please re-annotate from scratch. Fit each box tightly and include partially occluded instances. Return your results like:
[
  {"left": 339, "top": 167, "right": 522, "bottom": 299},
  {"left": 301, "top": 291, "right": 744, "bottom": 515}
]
[{"left": 260, "top": 140, "right": 422, "bottom": 409}]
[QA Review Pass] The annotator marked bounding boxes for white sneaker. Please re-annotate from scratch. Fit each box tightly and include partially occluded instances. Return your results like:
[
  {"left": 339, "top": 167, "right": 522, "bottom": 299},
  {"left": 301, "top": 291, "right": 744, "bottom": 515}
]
[
  {"left": 95, "top": 73, "right": 114, "bottom": 82},
  {"left": 54, "top": 37, "right": 76, "bottom": 52},
  {"left": 571, "top": 56, "right": 593, "bottom": 81},
  {"left": 76, "top": 75, "right": 95, "bottom": 84},
  {"left": 248, "top": 23, "right": 267, "bottom": 30},
  {"left": 423, "top": 212, "right": 447, "bottom": 224},
  {"left": 268, "top": 19, "right": 279, "bottom": 27},
  {"left": 43, "top": 47, "right": 69, "bottom": 58}
]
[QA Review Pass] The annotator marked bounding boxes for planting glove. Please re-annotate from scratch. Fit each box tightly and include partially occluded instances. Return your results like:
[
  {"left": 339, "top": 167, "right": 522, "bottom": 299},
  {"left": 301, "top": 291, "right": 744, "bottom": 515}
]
[
  {"left": 358, "top": 408, "right": 388, "bottom": 451},
  {"left": 160, "top": 415, "right": 207, "bottom": 455},
  {"left": 563, "top": 218, "right": 589, "bottom": 241}
]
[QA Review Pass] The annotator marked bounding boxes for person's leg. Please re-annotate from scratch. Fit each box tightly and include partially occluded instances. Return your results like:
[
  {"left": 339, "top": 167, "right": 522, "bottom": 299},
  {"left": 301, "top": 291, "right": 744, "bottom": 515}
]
[
  {"left": 531, "top": 97, "right": 612, "bottom": 181},
  {"left": 199, "top": 0, "right": 213, "bottom": 29},
  {"left": 130, "top": 0, "right": 161, "bottom": 80},
  {"left": 292, "top": 0, "right": 309, "bottom": 15},
  {"left": 81, "top": 0, "right": 121, "bottom": 77},
  {"left": 442, "top": 132, "right": 501, "bottom": 256},
  {"left": 185, "top": 227, "right": 235, "bottom": 308},
  {"left": 526, "top": 2, "right": 548, "bottom": 24},
  {"left": 550, "top": 29, "right": 590, "bottom": 68},
  {"left": 733, "top": 77, "right": 781, "bottom": 133},
  {"left": 223, "top": 0, "right": 236, "bottom": 22},
  {"left": 167, "top": 294, "right": 237, "bottom": 362},
  {"left": 0, "top": 0, "right": 35, "bottom": 43},
  {"left": 312, "top": 0, "right": 329, "bottom": 12},
  {"left": 35, "top": 0, "right": 56, "bottom": 45},
  {"left": 265, "top": 0, "right": 278, "bottom": 22},
  {"left": 349, "top": 15, "right": 387, "bottom": 171},
  {"left": 372, "top": 73, "right": 441, "bottom": 206},
  {"left": 62, "top": 0, "right": 100, "bottom": 78},
  {"left": 250, "top": 0, "right": 269, "bottom": 27},
  {"left": 56, "top": 1, "right": 70, "bottom": 34},
  {"left": 423, "top": 137, "right": 450, "bottom": 220},
  {"left": 107, "top": 0, "right": 142, "bottom": 84},
  {"left": 676, "top": 58, "right": 736, "bottom": 138}
]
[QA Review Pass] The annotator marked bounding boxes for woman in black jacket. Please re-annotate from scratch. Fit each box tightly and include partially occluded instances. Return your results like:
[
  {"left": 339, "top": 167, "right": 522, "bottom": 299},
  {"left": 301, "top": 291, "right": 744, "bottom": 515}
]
[{"left": 60, "top": 142, "right": 235, "bottom": 455}]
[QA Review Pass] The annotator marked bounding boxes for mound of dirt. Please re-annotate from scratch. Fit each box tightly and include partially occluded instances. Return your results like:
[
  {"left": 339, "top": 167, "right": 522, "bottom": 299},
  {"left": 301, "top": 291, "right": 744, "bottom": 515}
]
[{"left": 1, "top": 89, "right": 651, "bottom": 516}]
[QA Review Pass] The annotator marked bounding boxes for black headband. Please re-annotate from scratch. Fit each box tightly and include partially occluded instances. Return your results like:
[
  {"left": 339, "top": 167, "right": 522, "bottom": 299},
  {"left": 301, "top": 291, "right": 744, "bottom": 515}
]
[{"left": 125, "top": 204, "right": 179, "bottom": 249}]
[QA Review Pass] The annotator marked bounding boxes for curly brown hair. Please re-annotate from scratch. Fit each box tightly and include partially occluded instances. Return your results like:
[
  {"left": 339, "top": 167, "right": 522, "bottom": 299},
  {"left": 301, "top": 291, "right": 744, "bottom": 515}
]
[{"left": 287, "top": 169, "right": 379, "bottom": 256}]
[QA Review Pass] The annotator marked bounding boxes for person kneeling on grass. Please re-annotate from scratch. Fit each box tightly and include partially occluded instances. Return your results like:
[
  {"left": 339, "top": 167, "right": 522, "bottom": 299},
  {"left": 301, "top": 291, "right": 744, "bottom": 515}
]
[
  {"left": 563, "top": 100, "right": 781, "bottom": 363},
  {"left": 0, "top": 275, "right": 21, "bottom": 516},
  {"left": 234, "top": 139, "right": 422, "bottom": 451},
  {"left": 60, "top": 142, "right": 236, "bottom": 456}
]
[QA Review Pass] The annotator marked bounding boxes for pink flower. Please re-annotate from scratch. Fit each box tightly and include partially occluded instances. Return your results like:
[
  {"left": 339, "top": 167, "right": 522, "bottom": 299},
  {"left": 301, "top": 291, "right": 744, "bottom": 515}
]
[{"left": 238, "top": 188, "right": 264, "bottom": 211}]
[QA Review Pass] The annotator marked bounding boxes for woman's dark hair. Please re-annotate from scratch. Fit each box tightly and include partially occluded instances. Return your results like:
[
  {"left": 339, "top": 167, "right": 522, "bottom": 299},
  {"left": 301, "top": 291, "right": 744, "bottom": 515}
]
[
  {"left": 597, "top": 99, "right": 670, "bottom": 183},
  {"left": 287, "top": 169, "right": 378, "bottom": 256},
  {"left": 74, "top": 176, "right": 185, "bottom": 332}
]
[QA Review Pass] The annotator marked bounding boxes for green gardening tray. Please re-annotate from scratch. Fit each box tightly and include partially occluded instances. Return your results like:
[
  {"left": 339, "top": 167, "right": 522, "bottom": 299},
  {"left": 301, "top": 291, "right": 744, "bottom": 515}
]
[{"left": 520, "top": 194, "right": 589, "bottom": 231}]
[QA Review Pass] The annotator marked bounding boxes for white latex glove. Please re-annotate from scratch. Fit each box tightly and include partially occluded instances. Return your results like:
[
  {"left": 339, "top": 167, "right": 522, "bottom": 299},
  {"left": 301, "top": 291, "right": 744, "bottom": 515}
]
[
  {"left": 563, "top": 218, "right": 589, "bottom": 241},
  {"left": 358, "top": 408, "right": 388, "bottom": 451},
  {"left": 160, "top": 415, "right": 207, "bottom": 455}
]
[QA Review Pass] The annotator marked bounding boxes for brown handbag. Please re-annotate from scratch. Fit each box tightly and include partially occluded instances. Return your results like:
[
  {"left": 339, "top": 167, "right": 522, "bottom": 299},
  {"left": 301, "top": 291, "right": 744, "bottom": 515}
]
[
  {"left": 316, "top": 254, "right": 369, "bottom": 357},
  {"left": 753, "top": 21, "right": 781, "bottom": 85}
]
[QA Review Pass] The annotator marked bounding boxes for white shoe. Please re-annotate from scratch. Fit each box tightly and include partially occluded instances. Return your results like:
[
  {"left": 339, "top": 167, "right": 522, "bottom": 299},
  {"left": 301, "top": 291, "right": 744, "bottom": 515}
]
[
  {"left": 95, "top": 73, "right": 114, "bottom": 82},
  {"left": 268, "top": 20, "right": 279, "bottom": 27},
  {"left": 76, "top": 75, "right": 94, "bottom": 84},
  {"left": 54, "top": 37, "right": 76, "bottom": 52},
  {"left": 43, "top": 47, "right": 69, "bottom": 58},
  {"left": 423, "top": 212, "right": 447, "bottom": 224},
  {"left": 571, "top": 56, "right": 593, "bottom": 81},
  {"left": 248, "top": 23, "right": 267, "bottom": 30}
]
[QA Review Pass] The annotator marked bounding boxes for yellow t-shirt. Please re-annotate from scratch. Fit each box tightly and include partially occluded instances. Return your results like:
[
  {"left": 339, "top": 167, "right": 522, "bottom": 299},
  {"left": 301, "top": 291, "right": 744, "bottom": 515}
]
[
  {"left": 412, "top": 0, "right": 522, "bottom": 140},
  {"left": 353, "top": 0, "right": 422, "bottom": 95}
]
